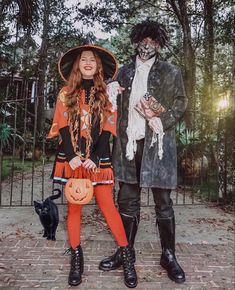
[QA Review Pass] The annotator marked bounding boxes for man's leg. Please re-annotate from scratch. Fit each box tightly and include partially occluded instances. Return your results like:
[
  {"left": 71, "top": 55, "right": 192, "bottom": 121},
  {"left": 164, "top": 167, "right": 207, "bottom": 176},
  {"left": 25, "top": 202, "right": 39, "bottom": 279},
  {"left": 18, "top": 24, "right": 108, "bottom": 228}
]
[
  {"left": 99, "top": 182, "right": 141, "bottom": 271},
  {"left": 96, "top": 184, "right": 137, "bottom": 288},
  {"left": 99, "top": 139, "right": 144, "bottom": 271},
  {"left": 118, "top": 139, "right": 144, "bottom": 249},
  {"left": 152, "top": 188, "right": 185, "bottom": 283},
  {"left": 118, "top": 182, "right": 141, "bottom": 247}
]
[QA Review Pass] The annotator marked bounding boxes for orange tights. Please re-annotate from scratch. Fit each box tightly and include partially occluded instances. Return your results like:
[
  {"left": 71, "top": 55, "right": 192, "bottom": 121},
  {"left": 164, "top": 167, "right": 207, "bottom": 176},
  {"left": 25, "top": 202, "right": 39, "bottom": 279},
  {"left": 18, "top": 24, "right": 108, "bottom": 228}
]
[{"left": 67, "top": 184, "right": 128, "bottom": 249}]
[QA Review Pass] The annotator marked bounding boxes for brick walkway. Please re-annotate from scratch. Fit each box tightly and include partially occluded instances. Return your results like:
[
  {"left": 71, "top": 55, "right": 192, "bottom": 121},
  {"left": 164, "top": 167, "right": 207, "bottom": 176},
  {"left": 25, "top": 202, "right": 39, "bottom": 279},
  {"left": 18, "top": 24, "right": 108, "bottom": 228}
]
[
  {"left": 0, "top": 238, "right": 234, "bottom": 290},
  {"left": 0, "top": 205, "right": 234, "bottom": 290}
]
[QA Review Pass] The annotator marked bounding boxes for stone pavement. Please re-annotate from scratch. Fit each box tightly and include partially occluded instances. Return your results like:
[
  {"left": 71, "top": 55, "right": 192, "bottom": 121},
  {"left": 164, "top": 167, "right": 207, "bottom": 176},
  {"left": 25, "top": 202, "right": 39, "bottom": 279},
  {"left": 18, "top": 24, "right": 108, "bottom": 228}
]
[{"left": 0, "top": 203, "right": 234, "bottom": 290}]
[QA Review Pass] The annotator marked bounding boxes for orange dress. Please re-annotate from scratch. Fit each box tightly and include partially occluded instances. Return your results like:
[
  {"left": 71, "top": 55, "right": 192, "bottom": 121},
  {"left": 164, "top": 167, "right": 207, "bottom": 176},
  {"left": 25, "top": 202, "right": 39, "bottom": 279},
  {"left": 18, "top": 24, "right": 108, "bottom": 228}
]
[{"left": 48, "top": 86, "right": 117, "bottom": 185}]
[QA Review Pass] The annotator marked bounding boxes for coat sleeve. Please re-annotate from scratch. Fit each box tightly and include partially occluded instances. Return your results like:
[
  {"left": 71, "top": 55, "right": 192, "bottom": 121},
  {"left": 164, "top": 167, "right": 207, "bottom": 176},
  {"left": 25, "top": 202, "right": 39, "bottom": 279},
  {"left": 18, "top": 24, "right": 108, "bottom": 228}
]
[
  {"left": 159, "top": 69, "right": 188, "bottom": 131},
  {"left": 115, "top": 66, "right": 124, "bottom": 80},
  {"left": 102, "top": 81, "right": 119, "bottom": 137},
  {"left": 47, "top": 87, "right": 69, "bottom": 139}
]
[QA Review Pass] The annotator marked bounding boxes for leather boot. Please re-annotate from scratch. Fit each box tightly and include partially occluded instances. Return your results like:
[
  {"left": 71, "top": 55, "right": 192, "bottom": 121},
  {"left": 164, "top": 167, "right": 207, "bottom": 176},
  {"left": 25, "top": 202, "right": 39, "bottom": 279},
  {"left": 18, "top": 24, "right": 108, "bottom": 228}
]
[
  {"left": 120, "top": 212, "right": 139, "bottom": 262},
  {"left": 99, "top": 213, "right": 139, "bottom": 271},
  {"left": 68, "top": 245, "right": 84, "bottom": 286},
  {"left": 157, "top": 216, "right": 185, "bottom": 283},
  {"left": 121, "top": 246, "right": 138, "bottom": 288},
  {"left": 99, "top": 247, "right": 122, "bottom": 271}
]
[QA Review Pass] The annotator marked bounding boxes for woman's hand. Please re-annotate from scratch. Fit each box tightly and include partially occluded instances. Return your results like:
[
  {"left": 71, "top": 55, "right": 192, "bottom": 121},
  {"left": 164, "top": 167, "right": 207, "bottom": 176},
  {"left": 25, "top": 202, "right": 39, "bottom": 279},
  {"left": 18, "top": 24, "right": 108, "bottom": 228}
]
[
  {"left": 117, "top": 85, "right": 125, "bottom": 94},
  {"left": 69, "top": 156, "right": 82, "bottom": 170},
  {"left": 82, "top": 159, "right": 97, "bottom": 170}
]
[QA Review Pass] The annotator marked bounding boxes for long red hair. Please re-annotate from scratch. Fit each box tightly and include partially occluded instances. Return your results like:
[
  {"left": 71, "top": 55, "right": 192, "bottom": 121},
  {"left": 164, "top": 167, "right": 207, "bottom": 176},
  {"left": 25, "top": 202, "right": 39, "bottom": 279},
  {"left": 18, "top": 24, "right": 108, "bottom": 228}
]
[{"left": 65, "top": 50, "right": 111, "bottom": 124}]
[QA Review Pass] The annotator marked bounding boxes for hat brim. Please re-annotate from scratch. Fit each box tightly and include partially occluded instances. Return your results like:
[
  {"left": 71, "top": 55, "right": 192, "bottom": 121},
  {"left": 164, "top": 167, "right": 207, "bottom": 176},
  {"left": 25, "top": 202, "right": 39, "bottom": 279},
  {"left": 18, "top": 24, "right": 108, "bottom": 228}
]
[{"left": 58, "top": 45, "right": 118, "bottom": 82}]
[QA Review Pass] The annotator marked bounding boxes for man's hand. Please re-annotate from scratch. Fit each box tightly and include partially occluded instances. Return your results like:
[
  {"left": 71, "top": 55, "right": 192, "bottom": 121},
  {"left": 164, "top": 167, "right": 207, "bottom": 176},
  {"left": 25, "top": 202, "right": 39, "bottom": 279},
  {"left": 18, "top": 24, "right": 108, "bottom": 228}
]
[
  {"left": 83, "top": 159, "right": 97, "bottom": 170},
  {"left": 148, "top": 117, "right": 164, "bottom": 133},
  {"left": 69, "top": 156, "right": 82, "bottom": 170},
  {"left": 135, "top": 94, "right": 166, "bottom": 120}
]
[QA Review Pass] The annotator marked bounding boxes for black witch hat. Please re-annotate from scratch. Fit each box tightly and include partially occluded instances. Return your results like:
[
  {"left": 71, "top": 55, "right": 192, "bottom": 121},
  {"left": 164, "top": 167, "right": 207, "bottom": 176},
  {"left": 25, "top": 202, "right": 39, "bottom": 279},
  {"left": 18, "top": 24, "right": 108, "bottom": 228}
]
[{"left": 58, "top": 44, "right": 118, "bottom": 82}]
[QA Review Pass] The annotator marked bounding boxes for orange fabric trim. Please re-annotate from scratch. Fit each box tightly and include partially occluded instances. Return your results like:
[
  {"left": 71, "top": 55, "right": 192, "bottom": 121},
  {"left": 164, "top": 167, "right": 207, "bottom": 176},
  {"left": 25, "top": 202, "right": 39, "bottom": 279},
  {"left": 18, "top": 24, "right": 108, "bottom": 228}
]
[
  {"left": 53, "top": 163, "right": 65, "bottom": 178},
  {"left": 53, "top": 161, "right": 114, "bottom": 183},
  {"left": 64, "top": 162, "right": 73, "bottom": 177},
  {"left": 47, "top": 87, "right": 69, "bottom": 139},
  {"left": 103, "top": 111, "right": 117, "bottom": 137}
]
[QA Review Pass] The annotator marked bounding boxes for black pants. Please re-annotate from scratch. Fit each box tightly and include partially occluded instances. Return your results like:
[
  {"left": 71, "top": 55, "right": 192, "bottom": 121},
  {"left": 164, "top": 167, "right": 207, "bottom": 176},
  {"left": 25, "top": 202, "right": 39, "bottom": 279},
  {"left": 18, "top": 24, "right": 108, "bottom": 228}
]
[{"left": 117, "top": 139, "right": 174, "bottom": 218}]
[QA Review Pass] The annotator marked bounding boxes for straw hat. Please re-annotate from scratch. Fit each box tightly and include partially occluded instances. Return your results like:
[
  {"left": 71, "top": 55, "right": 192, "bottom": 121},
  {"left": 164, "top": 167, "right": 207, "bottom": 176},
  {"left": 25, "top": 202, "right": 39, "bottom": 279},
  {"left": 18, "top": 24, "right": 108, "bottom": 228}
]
[{"left": 58, "top": 44, "right": 118, "bottom": 82}]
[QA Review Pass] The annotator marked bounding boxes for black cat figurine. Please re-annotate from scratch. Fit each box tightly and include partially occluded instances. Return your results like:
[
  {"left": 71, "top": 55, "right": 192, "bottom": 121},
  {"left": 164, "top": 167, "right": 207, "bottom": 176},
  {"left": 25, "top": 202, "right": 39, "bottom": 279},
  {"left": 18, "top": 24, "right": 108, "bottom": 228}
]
[{"left": 34, "top": 188, "right": 62, "bottom": 241}]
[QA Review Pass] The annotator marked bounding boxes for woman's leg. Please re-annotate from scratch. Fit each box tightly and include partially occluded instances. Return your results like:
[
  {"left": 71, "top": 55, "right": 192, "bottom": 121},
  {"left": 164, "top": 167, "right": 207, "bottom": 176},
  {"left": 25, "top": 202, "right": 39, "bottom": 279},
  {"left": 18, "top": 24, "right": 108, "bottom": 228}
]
[
  {"left": 94, "top": 184, "right": 128, "bottom": 247},
  {"left": 67, "top": 202, "right": 84, "bottom": 286},
  {"left": 67, "top": 202, "right": 83, "bottom": 249}
]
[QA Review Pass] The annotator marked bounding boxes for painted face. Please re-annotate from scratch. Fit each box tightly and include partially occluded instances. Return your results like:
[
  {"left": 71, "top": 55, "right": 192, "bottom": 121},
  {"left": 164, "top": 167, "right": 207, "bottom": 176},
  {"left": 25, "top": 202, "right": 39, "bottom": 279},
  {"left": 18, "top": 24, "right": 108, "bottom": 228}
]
[
  {"left": 136, "top": 37, "right": 159, "bottom": 61},
  {"left": 79, "top": 50, "right": 97, "bottom": 79}
]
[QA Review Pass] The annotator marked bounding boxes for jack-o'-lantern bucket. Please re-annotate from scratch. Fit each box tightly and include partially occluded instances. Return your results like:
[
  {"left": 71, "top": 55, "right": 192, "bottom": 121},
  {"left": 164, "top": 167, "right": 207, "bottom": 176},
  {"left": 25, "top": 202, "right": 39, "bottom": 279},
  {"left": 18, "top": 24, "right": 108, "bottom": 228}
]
[{"left": 64, "top": 178, "right": 94, "bottom": 204}]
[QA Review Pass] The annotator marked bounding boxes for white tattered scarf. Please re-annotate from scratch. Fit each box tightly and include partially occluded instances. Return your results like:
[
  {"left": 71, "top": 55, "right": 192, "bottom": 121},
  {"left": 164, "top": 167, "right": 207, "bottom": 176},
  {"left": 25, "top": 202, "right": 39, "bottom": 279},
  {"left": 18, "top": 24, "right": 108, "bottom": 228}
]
[
  {"left": 106, "top": 81, "right": 164, "bottom": 160},
  {"left": 106, "top": 81, "right": 119, "bottom": 112},
  {"left": 148, "top": 117, "right": 164, "bottom": 160}
]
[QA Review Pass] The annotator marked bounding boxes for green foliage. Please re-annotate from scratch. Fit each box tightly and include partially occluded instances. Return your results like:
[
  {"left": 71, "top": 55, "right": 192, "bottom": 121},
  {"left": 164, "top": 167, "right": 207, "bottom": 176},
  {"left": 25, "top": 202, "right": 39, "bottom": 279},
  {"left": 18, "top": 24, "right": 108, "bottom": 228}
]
[
  {"left": 214, "top": 1, "right": 234, "bottom": 45},
  {"left": 193, "top": 176, "right": 219, "bottom": 202},
  {"left": 97, "top": 29, "right": 134, "bottom": 64},
  {"left": 0, "top": 0, "right": 39, "bottom": 32},
  {"left": 1, "top": 157, "right": 47, "bottom": 180},
  {"left": 0, "top": 123, "right": 14, "bottom": 147},
  {"left": 176, "top": 119, "right": 218, "bottom": 151},
  {"left": 0, "top": 123, "right": 24, "bottom": 149},
  {"left": 176, "top": 121, "right": 200, "bottom": 147},
  {"left": 74, "top": 0, "right": 133, "bottom": 31}
]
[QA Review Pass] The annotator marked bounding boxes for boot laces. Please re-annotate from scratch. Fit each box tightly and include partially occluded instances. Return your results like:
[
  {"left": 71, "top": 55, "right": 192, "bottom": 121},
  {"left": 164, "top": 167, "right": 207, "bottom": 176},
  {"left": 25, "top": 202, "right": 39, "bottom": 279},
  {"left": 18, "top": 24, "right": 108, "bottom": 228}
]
[
  {"left": 71, "top": 248, "right": 82, "bottom": 271},
  {"left": 122, "top": 248, "right": 134, "bottom": 273}
]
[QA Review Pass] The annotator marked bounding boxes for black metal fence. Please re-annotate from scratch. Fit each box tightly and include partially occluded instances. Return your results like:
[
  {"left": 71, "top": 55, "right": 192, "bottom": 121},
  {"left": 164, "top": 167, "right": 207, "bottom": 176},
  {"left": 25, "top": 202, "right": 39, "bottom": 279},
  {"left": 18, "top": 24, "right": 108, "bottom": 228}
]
[{"left": 0, "top": 85, "right": 231, "bottom": 207}]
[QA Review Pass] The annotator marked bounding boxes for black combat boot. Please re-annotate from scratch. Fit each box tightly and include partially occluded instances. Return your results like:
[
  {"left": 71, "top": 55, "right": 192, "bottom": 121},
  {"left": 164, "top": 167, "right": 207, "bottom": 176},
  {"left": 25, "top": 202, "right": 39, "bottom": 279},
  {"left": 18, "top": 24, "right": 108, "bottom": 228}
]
[
  {"left": 99, "top": 213, "right": 139, "bottom": 271},
  {"left": 121, "top": 246, "right": 138, "bottom": 288},
  {"left": 68, "top": 245, "right": 84, "bottom": 286},
  {"left": 157, "top": 216, "right": 185, "bottom": 283}
]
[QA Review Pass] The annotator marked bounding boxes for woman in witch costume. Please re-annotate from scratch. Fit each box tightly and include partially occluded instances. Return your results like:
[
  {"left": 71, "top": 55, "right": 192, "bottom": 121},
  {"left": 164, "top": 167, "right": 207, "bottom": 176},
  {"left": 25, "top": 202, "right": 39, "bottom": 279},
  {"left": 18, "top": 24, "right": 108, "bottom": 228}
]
[{"left": 48, "top": 45, "right": 137, "bottom": 288}]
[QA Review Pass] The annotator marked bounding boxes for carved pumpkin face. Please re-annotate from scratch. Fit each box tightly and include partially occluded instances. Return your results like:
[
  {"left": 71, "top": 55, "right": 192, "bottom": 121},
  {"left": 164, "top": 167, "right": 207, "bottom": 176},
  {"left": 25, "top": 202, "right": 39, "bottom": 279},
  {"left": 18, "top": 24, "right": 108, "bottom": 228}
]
[{"left": 64, "top": 179, "right": 94, "bottom": 204}]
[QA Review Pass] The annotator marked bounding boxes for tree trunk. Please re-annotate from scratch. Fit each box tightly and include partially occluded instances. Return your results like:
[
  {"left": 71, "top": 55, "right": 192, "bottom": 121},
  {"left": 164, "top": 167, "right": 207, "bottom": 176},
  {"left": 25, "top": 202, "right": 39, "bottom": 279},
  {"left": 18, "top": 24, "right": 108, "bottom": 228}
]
[
  {"left": 168, "top": 0, "right": 196, "bottom": 127},
  {"left": 201, "top": 0, "right": 214, "bottom": 131},
  {"left": 218, "top": 35, "right": 235, "bottom": 202},
  {"left": 232, "top": 38, "right": 235, "bottom": 112},
  {"left": 0, "top": 142, "right": 3, "bottom": 205},
  {"left": 36, "top": 0, "right": 50, "bottom": 133}
]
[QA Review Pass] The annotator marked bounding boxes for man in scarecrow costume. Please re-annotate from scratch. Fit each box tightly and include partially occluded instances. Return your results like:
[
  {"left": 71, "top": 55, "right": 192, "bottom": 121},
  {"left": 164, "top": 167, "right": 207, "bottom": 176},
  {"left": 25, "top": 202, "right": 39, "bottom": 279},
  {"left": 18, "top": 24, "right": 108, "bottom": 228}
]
[{"left": 99, "top": 19, "right": 187, "bottom": 284}]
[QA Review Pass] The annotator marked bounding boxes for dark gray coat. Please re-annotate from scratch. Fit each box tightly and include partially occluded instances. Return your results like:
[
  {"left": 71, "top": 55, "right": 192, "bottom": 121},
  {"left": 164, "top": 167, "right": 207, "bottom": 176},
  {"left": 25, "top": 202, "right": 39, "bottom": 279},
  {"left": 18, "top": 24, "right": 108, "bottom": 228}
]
[{"left": 112, "top": 59, "right": 187, "bottom": 189}]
